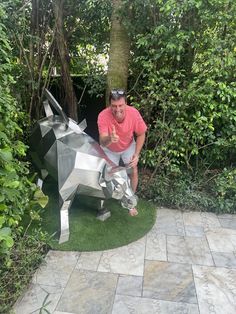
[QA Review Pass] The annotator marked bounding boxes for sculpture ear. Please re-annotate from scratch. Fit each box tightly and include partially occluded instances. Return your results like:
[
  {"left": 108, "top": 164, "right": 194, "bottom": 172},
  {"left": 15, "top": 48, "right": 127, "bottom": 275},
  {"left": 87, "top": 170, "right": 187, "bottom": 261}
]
[
  {"left": 78, "top": 119, "right": 87, "bottom": 131},
  {"left": 43, "top": 100, "right": 53, "bottom": 117},
  {"left": 44, "top": 89, "right": 69, "bottom": 124}
]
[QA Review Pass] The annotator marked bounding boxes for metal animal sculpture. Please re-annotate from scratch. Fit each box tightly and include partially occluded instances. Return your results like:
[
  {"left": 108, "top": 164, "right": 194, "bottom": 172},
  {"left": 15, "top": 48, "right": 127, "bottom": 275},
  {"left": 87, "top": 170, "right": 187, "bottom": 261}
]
[{"left": 30, "top": 90, "right": 137, "bottom": 243}]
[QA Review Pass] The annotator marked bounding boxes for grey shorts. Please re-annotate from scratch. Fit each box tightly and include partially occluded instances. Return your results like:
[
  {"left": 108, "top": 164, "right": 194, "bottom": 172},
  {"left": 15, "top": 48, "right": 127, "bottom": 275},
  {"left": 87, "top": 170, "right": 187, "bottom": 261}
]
[{"left": 103, "top": 140, "right": 135, "bottom": 166}]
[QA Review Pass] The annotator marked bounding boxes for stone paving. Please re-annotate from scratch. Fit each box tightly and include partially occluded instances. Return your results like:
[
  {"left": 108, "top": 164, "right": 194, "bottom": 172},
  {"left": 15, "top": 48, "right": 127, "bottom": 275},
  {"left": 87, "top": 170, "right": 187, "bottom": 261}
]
[{"left": 13, "top": 207, "right": 236, "bottom": 314}]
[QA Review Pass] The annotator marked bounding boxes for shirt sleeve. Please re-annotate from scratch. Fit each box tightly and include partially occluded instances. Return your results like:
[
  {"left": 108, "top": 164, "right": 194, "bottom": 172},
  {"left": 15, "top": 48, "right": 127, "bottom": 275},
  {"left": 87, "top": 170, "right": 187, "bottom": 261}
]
[
  {"left": 97, "top": 111, "right": 109, "bottom": 135},
  {"left": 134, "top": 110, "right": 147, "bottom": 135}
]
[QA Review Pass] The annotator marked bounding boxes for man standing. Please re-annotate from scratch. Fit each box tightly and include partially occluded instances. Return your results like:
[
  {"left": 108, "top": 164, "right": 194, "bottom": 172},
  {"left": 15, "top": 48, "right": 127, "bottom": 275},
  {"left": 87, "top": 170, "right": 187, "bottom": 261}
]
[{"left": 97, "top": 89, "right": 147, "bottom": 216}]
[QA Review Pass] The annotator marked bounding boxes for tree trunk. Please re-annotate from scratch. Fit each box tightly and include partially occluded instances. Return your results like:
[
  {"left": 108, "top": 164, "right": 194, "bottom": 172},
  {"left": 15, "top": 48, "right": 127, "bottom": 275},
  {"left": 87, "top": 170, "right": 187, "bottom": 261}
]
[
  {"left": 28, "top": 0, "right": 37, "bottom": 118},
  {"left": 54, "top": 0, "right": 78, "bottom": 121},
  {"left": 179, "top": 7, "right": 199, "bottom": 76},
  {"left": 106, "top": 0, "right": 130, "bottom": 106}
]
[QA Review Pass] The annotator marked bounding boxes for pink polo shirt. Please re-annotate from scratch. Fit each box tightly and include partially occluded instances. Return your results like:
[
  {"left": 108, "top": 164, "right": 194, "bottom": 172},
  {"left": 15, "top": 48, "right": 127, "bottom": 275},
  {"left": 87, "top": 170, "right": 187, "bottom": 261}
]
[{"left": 97, "top": 105, "right": 147, "bottom": 152}]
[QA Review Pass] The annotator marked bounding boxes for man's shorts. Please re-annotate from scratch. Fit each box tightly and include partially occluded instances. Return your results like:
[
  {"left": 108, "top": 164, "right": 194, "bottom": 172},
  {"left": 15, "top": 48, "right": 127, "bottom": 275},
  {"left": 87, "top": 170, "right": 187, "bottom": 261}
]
[{"left": 103, "top": 140, "right": 135, "bottom": 166}]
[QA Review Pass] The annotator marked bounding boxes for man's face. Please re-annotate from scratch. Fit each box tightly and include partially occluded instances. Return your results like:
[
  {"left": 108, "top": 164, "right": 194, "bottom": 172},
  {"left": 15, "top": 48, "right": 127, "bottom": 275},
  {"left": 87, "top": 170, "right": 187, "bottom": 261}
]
[{"left": 110, "top": 97, "right": 127, "bottom": 122}]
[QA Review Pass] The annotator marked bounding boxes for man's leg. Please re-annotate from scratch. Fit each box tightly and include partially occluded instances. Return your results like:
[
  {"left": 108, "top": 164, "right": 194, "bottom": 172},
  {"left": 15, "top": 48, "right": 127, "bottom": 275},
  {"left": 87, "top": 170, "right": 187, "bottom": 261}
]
[
  {"left": 121, "top": 141, "right": 138, "bottom": 216},
  {"left": 121, "top": 140, "right": 137, "bottom": 191},
  {"left": 130, "top": 165, "right": 138, "bottom": 193},
  {"left": 102, "top": 147, "right": 120, "bottom": 165}
]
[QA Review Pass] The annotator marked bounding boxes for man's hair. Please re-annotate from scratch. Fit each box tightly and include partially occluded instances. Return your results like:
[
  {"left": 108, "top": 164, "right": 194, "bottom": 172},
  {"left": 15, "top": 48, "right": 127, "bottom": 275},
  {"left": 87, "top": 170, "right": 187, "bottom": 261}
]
[{"left": 109, "top": 89, "right": 127, "bottom": 103}]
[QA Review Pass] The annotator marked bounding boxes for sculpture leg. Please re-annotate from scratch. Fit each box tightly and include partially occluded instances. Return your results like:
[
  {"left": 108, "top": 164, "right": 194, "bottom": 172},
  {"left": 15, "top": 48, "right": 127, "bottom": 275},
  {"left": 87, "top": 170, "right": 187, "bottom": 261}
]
[
  {"left": 58, "top": 186, "right": 79, "bottom": 244},
  {"left": 59, "top": 200, "right": 71, "bottom": 244},
  {"left": 96, "top": 199, "right": 111, "bottom": 221}
]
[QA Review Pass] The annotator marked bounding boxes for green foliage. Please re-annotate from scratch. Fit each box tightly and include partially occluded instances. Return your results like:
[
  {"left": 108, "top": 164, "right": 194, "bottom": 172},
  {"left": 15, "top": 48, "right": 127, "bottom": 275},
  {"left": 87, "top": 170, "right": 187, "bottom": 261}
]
[
  {"left": 139, "top": 168, "right": 236, "bottom": 214},
  {"left": 67, "top": 0, "right": 110, "bottom": 97},
  {"left": 0, "top": 231, "right": 48, "bottom": 313},
  {"left": 125, "top": 0, "right": 236, "bottom": 174},
  {"left": 0, "top": 3, "right": 48, "bottom": 265},
  {"left": 1, "top": 0, "right": 111, "bottom": 117},
  {"left": 0, "top": 10, "right": 49, "bottom": 312},
  {"left": 214, "top": 168, "right": 236, "bottom": 212},
  {"left": 120, "top": 0, "right": 236, "bottom": 213}
]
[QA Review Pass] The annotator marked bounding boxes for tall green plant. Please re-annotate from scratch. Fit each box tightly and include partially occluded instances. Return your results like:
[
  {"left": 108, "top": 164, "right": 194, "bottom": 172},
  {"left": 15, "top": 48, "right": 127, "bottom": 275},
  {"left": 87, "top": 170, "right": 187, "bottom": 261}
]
[{"left": 0, "top": 4, "right": 47, "bottom": 265}]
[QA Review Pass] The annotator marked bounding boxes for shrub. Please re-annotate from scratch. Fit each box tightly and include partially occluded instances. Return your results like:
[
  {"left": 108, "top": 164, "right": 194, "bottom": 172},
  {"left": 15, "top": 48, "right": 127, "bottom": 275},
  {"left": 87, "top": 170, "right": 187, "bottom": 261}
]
[
  {"left": 126, "top": 0, "right": 236, "bottom": 174},
  {"left": 0, "top": 231, "right": 48, "bottom": 313},
  {"left": 138, "top": 167, "right": 236, "bottom": 214}
]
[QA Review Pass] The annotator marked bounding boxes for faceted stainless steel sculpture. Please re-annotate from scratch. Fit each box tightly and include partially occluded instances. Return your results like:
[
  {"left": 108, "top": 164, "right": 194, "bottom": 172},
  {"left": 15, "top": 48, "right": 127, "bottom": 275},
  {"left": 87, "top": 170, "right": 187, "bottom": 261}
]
[{"left": 30, "top": 89, "right": 137, "bottom": 243}]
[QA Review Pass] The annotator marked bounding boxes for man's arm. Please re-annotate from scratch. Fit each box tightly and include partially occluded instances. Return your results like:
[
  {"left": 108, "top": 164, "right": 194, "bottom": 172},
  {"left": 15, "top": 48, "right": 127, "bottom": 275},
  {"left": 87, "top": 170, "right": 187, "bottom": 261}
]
[
  {"left": 99, "top": 134, "right": 112, "bottom": 147},
  {"left": 135, "top": 132, "right": 146, "bottom": 156},
  {"left": 129, "top": 132, "right": 146, "bottom": 167}
]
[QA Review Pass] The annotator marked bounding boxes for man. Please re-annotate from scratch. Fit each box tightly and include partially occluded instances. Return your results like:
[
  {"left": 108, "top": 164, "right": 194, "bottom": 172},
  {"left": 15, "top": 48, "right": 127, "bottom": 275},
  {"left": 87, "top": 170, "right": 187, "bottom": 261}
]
[{"left": 97, "top": 89, "right": 147, "bottom": 216}]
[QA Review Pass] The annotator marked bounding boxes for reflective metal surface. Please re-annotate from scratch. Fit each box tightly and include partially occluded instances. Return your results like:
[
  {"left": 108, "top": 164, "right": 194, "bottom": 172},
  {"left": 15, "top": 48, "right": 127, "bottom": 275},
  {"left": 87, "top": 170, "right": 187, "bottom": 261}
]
[{"left": 30, "top": 90, "right": 137, "bottom": 243}]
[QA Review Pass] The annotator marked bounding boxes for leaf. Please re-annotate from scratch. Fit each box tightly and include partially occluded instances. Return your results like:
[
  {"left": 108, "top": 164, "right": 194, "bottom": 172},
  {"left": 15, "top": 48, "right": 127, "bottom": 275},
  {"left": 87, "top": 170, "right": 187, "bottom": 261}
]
[
  {"left": 0, "top": 227, "right": 11, "bottom": 237},
  {"left": 0, "top": 226, "right": 14, "bottom": 249},
  {"left": 4, "top": 180, "right": 20, "bottom": 188},
  {"left": 0, "top": 147, "right": 12, "bottom": 162},
  {"left": 0, "top": 204, "right": 7, "bottom": 211},
  {"left": 33, "top": 189, "right": 49, "bottom": 208},
  {"left": 0, "top": 131, "right": 8, "bottom": 141},
  {"left": 0, "top": 216, "right": 5, "bottom": 228}
]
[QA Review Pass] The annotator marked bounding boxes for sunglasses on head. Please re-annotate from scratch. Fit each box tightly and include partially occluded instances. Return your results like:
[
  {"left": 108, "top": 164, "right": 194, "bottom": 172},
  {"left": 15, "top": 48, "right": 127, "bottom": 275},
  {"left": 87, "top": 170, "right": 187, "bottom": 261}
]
[{"left": 110, "top": 89, "right": 125, "bottom": 97}]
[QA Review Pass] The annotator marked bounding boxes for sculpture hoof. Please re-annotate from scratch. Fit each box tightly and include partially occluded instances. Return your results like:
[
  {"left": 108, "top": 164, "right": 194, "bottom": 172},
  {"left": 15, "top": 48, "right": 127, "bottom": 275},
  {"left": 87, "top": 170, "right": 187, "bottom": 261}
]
[
  {"left": 96, "top": 210, "right": 111, "bottom": 221},
  {"left": 59, "top": 232, "right": 70, "bottom": 244}
]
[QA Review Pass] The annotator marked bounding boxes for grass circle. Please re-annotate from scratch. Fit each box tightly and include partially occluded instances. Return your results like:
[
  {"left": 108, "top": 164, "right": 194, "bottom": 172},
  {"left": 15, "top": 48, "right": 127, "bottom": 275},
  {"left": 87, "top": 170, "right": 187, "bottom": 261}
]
[{"left": 42, "top": 180, "right": 156, "bottom": 251}]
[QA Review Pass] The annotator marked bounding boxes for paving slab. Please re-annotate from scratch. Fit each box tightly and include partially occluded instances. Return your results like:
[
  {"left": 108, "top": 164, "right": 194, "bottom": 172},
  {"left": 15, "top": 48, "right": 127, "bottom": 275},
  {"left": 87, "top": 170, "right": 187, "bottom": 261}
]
[
  {"left": 13, "top": 283, "right": 63, "bottom": 314},
  {"left": 183, "top": 211, "right": 221, "bottom": 232},
  {"left": 112, "top": 295, "right": 200, "bottom": 314},
  {"left": 145, "top": 229, "right": 167, "bottom": 261},
  {"left": 206, "top": 228, "right": 236, "bottom": 253},
  {"left": 33, "top": 250, "right": 80, "bottom": 288},
  {"left": 56, "top": 269, "right": 118, "bottom": 314},
  {"left": 97, "top": 237, "right": 146, "bottom": 276},
  {"left": 218, "top": 217, "right": 236, "bottom": 230},
  {"left": 75, "top": 251, "right": 102, "bottom": 271},
  {"left": 143, "top": 260, "right": 197, "bottom": 304},
  {"left": 185, "top": 225, "right": 205, "bottom": 237},
  {"left": 54, "top": 311, "right": 75, "bottom": 314},
  {"left": 193, "top": 265, "right": 236, "bottom": 314},
  {"left": 218, "top": 214, "right": 236, "bottom": 219},
  {"left": 154, "top": 208, "right": 185, "bottom": 236},
  {"left": 167, "top": 235, "right": 214, "bottom": 266},
  {"left": 116, "top": 275, "right": 143, "bottom": 297},
  {"left": 212, "top": 252, "right": 236, "bottom": 268}
]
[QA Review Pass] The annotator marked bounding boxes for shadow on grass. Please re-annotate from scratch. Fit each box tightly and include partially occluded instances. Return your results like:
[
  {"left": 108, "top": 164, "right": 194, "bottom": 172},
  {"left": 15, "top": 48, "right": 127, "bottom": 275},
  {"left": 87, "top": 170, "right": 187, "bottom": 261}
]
[{"left": 41, "top": 179, "right": 157, "bottom": 252}]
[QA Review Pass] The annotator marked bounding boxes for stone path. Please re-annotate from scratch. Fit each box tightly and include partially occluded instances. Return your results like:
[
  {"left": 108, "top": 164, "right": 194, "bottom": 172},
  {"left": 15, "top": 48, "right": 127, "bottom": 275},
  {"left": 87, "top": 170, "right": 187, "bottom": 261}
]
[{"left": 13, "top": 208, "right": 236, "bottom": 314}]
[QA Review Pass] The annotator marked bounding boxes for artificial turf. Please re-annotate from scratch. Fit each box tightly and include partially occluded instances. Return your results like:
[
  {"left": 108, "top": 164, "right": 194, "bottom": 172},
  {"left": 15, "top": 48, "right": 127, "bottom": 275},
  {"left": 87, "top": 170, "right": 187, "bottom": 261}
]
[{"left": 41, "top": 180, "right": 157, "bottom": 251}]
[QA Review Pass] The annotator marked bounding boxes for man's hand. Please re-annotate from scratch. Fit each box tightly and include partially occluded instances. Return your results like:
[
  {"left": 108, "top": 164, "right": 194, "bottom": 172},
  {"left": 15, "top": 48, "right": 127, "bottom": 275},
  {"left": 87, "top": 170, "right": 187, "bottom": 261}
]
[
  {"left": 110, "top": 125, "right": 119, "bottom": 143},
  {"left": 129, "top": 208, "right": 138, "bottom": 216},
  {"left": 99, "top": 125, "right": 119, "bottom": 147},
  {"left": 129, "top": 153, "right": 139, "bottom": 168}
]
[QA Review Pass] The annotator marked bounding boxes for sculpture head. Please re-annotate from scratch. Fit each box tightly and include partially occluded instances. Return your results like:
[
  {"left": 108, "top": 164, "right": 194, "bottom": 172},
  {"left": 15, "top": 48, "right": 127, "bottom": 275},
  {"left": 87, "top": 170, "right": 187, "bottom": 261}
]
[{"left": 100, "top": 165, "right": 137, "bottom": 209}]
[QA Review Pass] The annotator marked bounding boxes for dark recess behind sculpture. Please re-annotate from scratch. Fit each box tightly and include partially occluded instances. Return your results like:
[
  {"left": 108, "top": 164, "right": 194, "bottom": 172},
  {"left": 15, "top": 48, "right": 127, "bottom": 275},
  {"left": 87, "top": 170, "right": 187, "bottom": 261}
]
[{"left": 49, "top": 76, "right": 105, "bottom": 142}]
